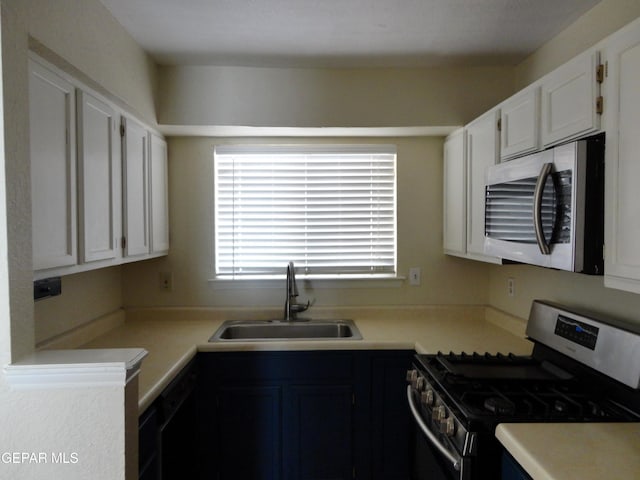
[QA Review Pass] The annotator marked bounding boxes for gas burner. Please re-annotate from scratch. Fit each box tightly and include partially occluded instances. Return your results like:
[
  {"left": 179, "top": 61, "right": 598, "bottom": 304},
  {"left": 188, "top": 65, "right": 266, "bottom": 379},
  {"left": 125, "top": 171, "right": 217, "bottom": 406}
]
[{"left": 484, "top": 396, "right": 516, "bottom": 415}]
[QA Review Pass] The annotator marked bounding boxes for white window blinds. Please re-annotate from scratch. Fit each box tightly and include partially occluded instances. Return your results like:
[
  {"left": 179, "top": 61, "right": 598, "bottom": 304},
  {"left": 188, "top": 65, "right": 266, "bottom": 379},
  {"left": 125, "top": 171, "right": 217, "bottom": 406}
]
[{"left": 214, "top": 145, "right": 397, "bottom": 277}]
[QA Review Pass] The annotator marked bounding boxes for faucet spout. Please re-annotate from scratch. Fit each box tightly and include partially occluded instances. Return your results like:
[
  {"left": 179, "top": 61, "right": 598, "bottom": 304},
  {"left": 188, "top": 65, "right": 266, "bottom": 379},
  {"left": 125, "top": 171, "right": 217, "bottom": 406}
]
[{"left": 284, "top": 261, "right": 310, "bottom": 321}]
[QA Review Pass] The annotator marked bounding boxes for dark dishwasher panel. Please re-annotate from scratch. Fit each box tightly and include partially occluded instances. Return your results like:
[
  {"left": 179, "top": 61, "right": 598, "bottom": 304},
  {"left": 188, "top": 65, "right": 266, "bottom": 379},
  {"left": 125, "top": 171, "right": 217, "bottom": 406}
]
[
  {"left": 159, "top": 359, "right": 197, "bottom": 480},
  {"left": 138, "top": 405, "right": 159, "bottom": 480}
]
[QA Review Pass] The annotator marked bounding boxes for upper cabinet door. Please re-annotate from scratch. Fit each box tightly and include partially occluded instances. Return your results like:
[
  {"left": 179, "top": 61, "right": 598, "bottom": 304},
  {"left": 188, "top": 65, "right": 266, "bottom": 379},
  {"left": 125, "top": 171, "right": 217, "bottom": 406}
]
[
  {"left": 443, "top": 129, "right": 466, "bottom": 255},
  {"left": 29, "top": 59, "right": 77, "bottom": 271},
  {"left": 465, "top": 109, "right": 501, "bottom": 260},
  {"left": 149, "top": 133, "right": 170, "bottom": 254},
  {"left": 602, "top": 20, "right": 640, "bottom": 293},
  {"left": 500, "top": 87, "right": 540, "bottom": 160},
  {"left": 540, "top": 50, "right": 601, "bottom": 147},
  {"left": 122, "top": 116, "right": 149, "bottom": 257},
  {"left": 77, "top": 90, "right": 119, "bottom": 263}
]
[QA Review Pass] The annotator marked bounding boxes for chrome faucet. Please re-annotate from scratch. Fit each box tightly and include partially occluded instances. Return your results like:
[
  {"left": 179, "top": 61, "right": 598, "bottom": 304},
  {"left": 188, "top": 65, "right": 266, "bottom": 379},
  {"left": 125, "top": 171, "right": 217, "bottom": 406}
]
[{"left": 284, "top": 261, "right": 310, "bottom": 321}]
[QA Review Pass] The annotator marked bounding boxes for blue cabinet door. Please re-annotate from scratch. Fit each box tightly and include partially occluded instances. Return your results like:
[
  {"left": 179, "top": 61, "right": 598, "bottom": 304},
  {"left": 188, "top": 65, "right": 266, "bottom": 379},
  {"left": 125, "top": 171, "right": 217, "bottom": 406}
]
[
  {"left": 215, "top": 385, "right": 283, "bottom": 480},
  {"left": 370, "top": 353, "right": 412, "bottom": 480},
  {"left": 285, "top": 384, "right": 353, "bottom": 480}
]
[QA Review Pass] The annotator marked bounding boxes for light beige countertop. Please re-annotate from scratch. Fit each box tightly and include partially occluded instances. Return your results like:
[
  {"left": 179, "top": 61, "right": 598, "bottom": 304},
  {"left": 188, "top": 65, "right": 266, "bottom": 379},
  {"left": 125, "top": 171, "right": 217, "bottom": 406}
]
[
  {"left": 79, "top": 305, "right": 532, "bottom": 412},
  {"left": 496, "top": 422, "right": 640, "bottom": 479}
]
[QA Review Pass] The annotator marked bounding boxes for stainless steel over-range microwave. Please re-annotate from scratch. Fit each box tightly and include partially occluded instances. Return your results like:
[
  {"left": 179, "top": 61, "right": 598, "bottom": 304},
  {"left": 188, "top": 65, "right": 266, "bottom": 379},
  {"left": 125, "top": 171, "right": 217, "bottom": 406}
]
[{"left": 484, "top": 134, "right": 605, "bottom": 274}]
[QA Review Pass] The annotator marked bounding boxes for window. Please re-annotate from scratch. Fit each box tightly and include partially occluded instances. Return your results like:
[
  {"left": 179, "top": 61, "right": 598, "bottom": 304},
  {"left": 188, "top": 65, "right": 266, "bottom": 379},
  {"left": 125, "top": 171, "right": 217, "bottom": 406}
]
[{"left": 213, "top": 144, "right": 397, "bottom": 278}]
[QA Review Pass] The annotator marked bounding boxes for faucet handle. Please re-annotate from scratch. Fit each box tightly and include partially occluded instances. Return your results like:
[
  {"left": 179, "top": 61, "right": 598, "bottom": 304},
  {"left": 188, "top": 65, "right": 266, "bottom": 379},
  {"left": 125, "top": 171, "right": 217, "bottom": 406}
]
[{"left": 290, "top": 299, "right": 311, "bottom": 314}]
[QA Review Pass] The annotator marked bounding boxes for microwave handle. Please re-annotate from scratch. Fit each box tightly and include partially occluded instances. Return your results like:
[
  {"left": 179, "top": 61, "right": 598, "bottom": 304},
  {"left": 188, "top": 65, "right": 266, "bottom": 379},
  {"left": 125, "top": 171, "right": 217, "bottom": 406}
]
[{"left": 533, "top": 162, "right": 553, "bottom": 255}]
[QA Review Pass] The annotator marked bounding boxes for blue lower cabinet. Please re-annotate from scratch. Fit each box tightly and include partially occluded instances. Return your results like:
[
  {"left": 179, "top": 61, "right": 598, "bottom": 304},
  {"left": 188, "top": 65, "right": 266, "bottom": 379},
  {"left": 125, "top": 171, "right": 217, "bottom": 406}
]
[
  {"left": 138, "top": 405, "right": 159, "bottom": 480},
  {"left": 216, "top": 385, "right": 283, "bottom": 479},
  {"left": 197, "top": 350, "right": 412, "bottom": 480},
  {"left": 502, "top": 451, "right": 533, "bottom": 480},
  {"left": 370, "top": 354, "right": 412, "bottom": 480},
  {"left": 286, "top": 384, "right": 353, "bottom": 480}
]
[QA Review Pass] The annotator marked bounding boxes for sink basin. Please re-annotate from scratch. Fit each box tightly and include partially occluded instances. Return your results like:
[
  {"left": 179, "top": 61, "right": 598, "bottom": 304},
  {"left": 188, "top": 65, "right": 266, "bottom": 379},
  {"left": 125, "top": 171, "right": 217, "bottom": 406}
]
[{"left": 209, "top": 319, "right": 362, "bottom": 342}]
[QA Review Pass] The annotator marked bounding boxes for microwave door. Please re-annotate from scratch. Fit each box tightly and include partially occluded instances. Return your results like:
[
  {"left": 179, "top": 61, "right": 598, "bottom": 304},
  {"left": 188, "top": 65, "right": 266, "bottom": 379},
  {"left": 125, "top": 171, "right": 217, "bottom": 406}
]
[{"left": 484, "top": 151, "right": 573, "bottom": 270}]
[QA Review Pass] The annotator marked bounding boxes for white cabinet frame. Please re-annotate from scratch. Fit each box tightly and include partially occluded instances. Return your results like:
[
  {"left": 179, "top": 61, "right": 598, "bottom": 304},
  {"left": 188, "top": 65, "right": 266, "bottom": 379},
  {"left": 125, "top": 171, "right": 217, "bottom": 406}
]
[
  {"left": 500, "top": 87, "right": 540, "bottom": 160},
  {"left": 122, "top": 116, "right": 150, "bottom": 258},
  {"left": 76, "top": 90, "right": 119, "bottom": 264},
  {"left": 149, "top": 133, "right": 170, "bottom": 255},
  {"left": 541, "top": 50, "right": 601, "bottom": 147},
  {"left": 602, "top": 19, "right": 640, "bottom": 293},
  {"left": 29, "top": 58, "right": 78, "bottom": 271}
]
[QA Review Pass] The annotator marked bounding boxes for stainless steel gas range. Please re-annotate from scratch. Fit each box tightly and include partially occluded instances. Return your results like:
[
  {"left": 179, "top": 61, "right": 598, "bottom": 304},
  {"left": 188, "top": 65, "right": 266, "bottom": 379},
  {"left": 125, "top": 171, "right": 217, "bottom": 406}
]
[{"left": 406, "top": 300, "right": 640, "bottom": 480}]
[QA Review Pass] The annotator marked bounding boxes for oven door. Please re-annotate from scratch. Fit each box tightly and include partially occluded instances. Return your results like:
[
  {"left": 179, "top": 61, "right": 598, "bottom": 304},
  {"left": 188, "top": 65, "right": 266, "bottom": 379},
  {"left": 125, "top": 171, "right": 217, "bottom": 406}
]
[{"left": 407, "top": 386, "right": 471, "bottom": 480}]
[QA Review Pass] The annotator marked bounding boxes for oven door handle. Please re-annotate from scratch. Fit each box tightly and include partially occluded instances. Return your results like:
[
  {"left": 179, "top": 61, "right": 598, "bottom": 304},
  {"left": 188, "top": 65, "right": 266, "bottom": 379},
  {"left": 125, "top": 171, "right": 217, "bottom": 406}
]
[{"left": 406, "top": 386, "right": 461, "bottom": 471}]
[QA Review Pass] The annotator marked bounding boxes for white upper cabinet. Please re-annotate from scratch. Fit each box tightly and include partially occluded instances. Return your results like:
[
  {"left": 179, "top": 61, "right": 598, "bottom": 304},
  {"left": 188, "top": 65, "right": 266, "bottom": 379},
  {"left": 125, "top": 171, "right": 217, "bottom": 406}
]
[
  {"left": 29, "top": 53, "right": 168, "bottom": 279},
  {"left": 443, "top": 129, "right": 466, "bottom": 256},
  {"left": 149, "top": 133, "right": 170, "bottom": 255},
  {"left": 122, "top": 116, "right": 149, "bottom": 258},
  {"left": 77, "top": 90, "right": 119, "bottom": 263},
  {"left": 540, "top": 50, "right": 602, "bottom": 147},
  {"left": 29, "top": 58, "right": 78, "bottom": 271},
  {"left": 465, "top": 109, "right": 502, "bottom": 263},
  {"left": 500, "top": 87, "right": 540, "bottom": 160},
  {"left": 602, "top": 19, "right": 640, "bottom": 293}
]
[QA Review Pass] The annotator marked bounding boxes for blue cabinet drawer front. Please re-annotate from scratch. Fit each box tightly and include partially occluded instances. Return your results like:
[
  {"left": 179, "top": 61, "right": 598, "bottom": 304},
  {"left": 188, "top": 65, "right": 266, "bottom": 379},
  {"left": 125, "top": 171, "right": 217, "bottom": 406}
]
[{"left": 200, "top": 351, "right": 354, "bottom": 381}]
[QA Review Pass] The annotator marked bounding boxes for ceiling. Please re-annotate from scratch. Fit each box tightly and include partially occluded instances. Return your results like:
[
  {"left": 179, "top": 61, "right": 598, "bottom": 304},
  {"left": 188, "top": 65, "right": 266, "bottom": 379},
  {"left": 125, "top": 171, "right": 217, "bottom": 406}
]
[{"left": 99, "top": 0, "right": 600, "bottom": 68}]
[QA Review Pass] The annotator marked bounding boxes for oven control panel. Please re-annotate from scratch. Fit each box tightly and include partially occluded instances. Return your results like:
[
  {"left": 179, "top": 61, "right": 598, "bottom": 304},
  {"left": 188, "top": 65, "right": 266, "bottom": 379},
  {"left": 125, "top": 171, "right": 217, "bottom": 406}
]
[
  {"left": 527, "top": 300, "right": 640, "bottom": 389},
  {"left": 554, "top": 314, "right": 598, "bottom": 350}
]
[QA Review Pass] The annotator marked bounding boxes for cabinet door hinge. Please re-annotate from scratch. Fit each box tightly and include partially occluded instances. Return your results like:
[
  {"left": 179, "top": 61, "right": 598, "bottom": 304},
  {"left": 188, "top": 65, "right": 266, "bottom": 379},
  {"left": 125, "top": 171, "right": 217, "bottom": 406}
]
[
  {"left": 497, "top": 118, "right": 502, "bottom": 131},
  {"left": 596, "top": 96, "right": 604, "bottom": 115},
  {"left": 596, "top": 63, "right": 605, "bottom": 84},
  {"left": 121, "top": 236, "right": 127, "bottom": 250},
  {"left": 120, "top": 124, "right": 126, "bottom": 137}
]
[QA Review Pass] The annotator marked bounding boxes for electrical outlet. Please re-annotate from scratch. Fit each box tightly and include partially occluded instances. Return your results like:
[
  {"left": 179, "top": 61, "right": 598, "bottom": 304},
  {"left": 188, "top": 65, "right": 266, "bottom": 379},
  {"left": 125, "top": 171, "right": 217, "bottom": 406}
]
[
  {"left": 507, "top": 277, "right": 515, "bottom": 297},
  {"left": 159, "top": 271, "right": 173, "bottom": 291},
  {"left": 409, "top": 267, "right": 421, "bottom": 286}
]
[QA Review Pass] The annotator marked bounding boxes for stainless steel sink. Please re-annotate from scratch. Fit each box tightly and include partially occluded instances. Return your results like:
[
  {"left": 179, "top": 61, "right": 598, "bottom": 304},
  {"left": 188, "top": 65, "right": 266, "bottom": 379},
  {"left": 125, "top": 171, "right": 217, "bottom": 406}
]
[{"left": 209, "top": 319, "right": 362, "bottom": 342}]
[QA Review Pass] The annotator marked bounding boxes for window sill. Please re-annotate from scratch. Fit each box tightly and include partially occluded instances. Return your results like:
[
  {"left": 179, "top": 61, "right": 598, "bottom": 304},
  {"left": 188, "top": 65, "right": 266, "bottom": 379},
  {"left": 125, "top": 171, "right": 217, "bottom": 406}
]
[{"left": 208, "top": 274, "right": 405, "bottom": 290}]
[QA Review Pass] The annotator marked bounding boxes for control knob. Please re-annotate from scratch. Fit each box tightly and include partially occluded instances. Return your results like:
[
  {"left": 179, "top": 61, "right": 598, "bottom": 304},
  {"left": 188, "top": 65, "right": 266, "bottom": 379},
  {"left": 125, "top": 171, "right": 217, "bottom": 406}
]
[
  {"left": 421, "top": 388, "right": 434, "bottom": 406},
  {"left": 440, "top": 416, "right": 456, "bottom": 437},
  {"left": 432, "top": 405, "right": 446, "bottom": 422}
]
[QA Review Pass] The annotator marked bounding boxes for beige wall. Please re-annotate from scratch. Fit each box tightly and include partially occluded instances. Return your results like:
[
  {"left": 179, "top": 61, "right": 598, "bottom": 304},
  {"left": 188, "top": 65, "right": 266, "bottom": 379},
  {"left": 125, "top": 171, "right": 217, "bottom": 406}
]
[
  {"left": 1, "top": 0, "right": 159, "bottom": 348},
  {"left": 34, "top": 267, "right": 123, "bottom": 346},
  {"left": 0, "top": 1, "right": 156, "bottom": 478},
  {"left": 122, "top": 136, "right": 489, "bottom": 308},
  {"left": 489, "top": 0, "right": 640, "bottom": 327},
  {"left": 515, "top": 0, "right": 640, "bottom": 87},
  {"left": 159, "top": 64, "right": 514, "bottom": 128},
  {"left": 489, "top": 265, "right": 640, "bottom": 326}
]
